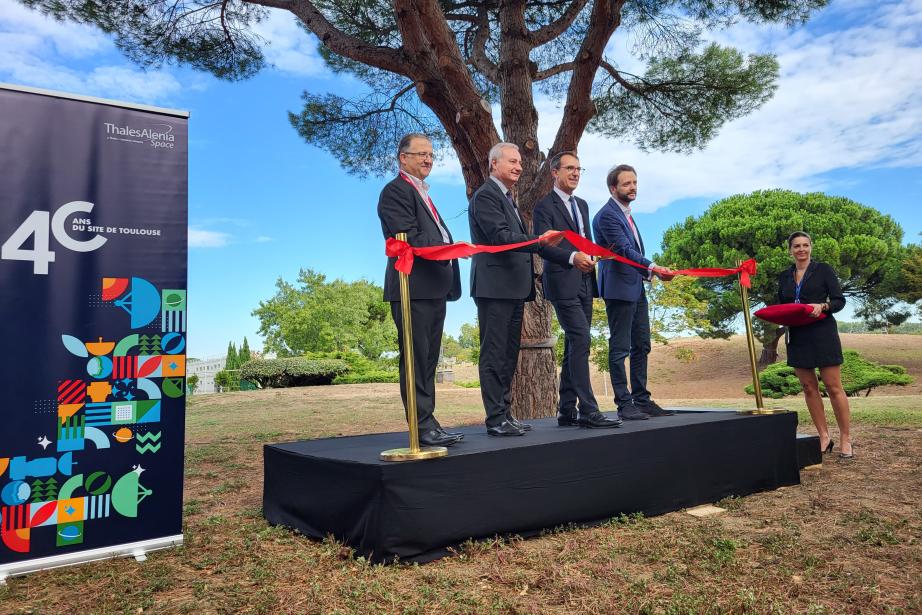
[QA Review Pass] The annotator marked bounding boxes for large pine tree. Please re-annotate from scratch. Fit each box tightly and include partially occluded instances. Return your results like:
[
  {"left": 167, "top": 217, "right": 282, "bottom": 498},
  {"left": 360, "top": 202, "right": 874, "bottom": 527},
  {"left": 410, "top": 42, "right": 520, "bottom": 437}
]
[{"left": 20, "top": 0, "right": 827, "bottom": 416}]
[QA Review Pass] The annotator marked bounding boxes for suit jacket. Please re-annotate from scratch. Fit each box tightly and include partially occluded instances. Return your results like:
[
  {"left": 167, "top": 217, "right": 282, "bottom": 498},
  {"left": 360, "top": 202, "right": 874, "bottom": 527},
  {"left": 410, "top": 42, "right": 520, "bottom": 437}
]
[
  {"left": 468, "top": 177, "right": 541, "bottom": 300},
  {"left": 777, "top": 261, "right": 845, "bottom": 315},
  {"left": 591, "top": 198, "right": 652, "bottom": 302},
  {"left": 378, "top": 175, "right": 461, "bottom": 302},
  {"left": 533, "top": 190, "right": 598, "bottom": 301}
]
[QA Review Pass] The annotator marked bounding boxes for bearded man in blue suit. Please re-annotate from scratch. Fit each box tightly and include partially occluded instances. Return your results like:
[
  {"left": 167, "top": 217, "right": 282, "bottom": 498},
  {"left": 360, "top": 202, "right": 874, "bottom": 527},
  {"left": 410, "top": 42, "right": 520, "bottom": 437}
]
[{"left": 592, "top": 165, "right": 676, "bottom": 420}]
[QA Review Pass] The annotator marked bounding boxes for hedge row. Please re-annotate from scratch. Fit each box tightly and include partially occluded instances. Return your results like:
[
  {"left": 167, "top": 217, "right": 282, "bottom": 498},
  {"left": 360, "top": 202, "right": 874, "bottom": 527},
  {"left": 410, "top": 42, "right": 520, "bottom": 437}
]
[
  {"left": 239, "top": 358, "right": 349, "bottom": 389},
  {"left": 303, "top": 351, "right": 399, "bottom": 385}
]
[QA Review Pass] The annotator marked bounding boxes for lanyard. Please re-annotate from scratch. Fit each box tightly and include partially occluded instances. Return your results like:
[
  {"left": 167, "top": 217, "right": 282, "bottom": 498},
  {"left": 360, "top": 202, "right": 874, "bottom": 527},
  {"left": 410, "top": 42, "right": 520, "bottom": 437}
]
[
  {"left": 399, "top": 172, "right": 438, "bottom": 219},
  {"left": 794, "top": 271, "right": 806, "bottom": 303}
]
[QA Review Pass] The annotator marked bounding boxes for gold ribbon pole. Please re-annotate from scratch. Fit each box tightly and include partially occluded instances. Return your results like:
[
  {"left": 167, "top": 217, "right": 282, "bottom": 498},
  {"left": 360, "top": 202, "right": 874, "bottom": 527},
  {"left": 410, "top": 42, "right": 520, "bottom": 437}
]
[
  {"left": 381, "top": 233, "right": 449, "bottom": 461},
  {"left": 736, "top": 259, "right": 784, "bottom": 415}
]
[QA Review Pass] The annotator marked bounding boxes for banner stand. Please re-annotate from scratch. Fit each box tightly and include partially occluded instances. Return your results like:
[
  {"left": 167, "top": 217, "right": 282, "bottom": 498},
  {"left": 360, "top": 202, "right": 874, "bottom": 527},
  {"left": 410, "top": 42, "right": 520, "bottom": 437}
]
[
  {"left": 1, "top": 83, "right": 189, "bottom": 578},
  {"left": 0, "top": 534, "right": 183, "bottom": 583}
]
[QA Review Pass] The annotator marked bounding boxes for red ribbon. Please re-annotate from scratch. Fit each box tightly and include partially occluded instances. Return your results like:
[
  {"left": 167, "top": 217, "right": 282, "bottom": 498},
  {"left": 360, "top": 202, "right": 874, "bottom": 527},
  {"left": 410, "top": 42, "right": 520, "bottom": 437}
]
[{"left": 385, "top": 231, "right": 757, "bottom": 287}]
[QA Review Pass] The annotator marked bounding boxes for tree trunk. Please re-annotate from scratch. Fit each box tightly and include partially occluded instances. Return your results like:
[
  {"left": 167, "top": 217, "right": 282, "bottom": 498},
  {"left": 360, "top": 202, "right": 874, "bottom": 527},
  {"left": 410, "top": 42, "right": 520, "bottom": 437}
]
[
  {"left": 758, "top": 327, "right": 785, "bottom": 368},
  {"left": 513, "top": 259, "right": 559, "bottom": 419}
]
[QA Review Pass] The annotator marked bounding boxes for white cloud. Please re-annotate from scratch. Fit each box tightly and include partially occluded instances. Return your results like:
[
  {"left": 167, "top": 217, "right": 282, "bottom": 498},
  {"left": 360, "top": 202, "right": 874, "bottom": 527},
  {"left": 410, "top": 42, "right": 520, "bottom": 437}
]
[
  {"left": 188, "top": 228, "right": 232, "bottom": 248},
  {"left": 428, "top": 1, "right": 922, "bottom": 215},
  {"left": 255, "top": 235, "right": 274, "bottom": 243},
  {"left": 536, "top": 0, "right": 922, "bottom": 212},
  {"left": 0, "top": 1, "right": 185, "bottom": 104},
  {"left": 251, "top": 10, "right": 327, "bottom": 77}
]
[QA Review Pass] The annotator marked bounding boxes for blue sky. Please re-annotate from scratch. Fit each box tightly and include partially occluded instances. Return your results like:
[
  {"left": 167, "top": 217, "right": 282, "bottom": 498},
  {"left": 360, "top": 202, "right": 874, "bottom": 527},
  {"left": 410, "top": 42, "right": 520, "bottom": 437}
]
[{"left": 2, "top": 0, "right": 920, "bottom": 358}]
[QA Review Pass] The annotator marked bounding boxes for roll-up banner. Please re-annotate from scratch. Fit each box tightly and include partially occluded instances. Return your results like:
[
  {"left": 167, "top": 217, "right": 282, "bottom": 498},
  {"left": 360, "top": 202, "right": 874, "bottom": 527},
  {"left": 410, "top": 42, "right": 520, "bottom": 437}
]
[{"left": 0, "top": 83, "right": 188, "bottom": 579}]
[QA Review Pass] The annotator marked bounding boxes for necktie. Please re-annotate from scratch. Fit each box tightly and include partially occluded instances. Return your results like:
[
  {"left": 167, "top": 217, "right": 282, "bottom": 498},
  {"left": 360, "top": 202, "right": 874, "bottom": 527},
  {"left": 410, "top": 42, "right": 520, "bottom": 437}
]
[
  {"left": 627, "top": 214, "right": 642, "bottom": 252},
  {"left": 569, "top": 196, "right": 580, "bottom": 234},
  {"left": 506, "top": 190, "right": 522, "bottom": 224}
]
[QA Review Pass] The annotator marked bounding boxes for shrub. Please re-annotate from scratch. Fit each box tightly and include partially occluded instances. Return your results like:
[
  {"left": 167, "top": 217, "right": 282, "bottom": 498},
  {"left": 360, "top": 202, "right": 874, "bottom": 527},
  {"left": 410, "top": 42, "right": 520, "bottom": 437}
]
[
  {"left": 302, "top": 351, "right": 400, "bottom": 385},
  {"left": 454, "top": 380, "right": 481, "bottom": 388},
  {"left": 239, "top": 358, "right": 349, "bottom": 388},
  {"left": 746, "top": 350, "right": 914, "bottom": 398},
  {"left": 333, "top": 371, "right": 400, "bottom": 384},
  {"left": 214, "top": 369, "right": 240, "bottom": 392}
]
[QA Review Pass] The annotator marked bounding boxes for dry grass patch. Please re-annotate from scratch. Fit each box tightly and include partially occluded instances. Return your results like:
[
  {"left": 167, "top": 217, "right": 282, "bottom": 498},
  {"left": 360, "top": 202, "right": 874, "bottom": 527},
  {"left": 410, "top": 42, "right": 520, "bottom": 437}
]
[{"left": 2, "top": 377, "right": 921, "bottom": 614}]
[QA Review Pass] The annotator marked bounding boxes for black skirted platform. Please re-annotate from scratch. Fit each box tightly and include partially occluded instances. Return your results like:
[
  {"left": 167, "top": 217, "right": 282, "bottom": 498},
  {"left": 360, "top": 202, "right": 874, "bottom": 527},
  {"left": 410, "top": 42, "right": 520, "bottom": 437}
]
[{"left": 264, "top": 409, "right": 801, "bottom": 563}]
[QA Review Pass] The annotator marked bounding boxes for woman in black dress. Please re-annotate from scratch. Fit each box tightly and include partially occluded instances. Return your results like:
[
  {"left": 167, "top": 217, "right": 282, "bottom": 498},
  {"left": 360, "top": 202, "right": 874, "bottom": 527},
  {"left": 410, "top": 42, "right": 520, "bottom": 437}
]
[{"left": 778, "top": 231, "right": 853, "bottom": 458}]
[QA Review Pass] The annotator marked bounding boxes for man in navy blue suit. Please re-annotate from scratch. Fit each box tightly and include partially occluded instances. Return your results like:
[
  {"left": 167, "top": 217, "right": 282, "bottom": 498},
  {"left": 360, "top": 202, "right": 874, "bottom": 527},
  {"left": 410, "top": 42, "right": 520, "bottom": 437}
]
[
  {"left": 592, "top": 165, "right": 676, "bottom": 420},
  {"left": 534, "top": 152, "right": 620, "bottom": 429}
]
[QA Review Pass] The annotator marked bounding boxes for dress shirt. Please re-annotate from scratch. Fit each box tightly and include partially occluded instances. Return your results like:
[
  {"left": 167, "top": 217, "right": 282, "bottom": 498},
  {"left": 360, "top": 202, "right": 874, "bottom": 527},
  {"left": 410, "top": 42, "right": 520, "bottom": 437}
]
[
  {"left": 490, "top": 175, "right": 522, "bottom": 224},
  {"left": 403, "top": 171, "right": 450, "bottom": 243},
  {"left": 614, "top": 197, "right": 656, "bottom": 274},
  {"left": 553, "top": 185, "right": 583, "bottom": 266}
]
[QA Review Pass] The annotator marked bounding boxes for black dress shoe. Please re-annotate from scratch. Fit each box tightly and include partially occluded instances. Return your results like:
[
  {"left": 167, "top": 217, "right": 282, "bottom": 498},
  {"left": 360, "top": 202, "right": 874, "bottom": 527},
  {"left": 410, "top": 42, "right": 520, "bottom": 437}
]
[
  {"left": 438, "top": 428, "right": 464, "bottom": 439},
  {"left": 506, "top": 416, "right": 533, "bottom": 431},
  {"left": 636, "top": 400, "right": 676, "bottom": 417},
  {"left": 619, "top": 406, "right": 650, "bottom": 420},
  {"left": 577, "top": 411, "right": 623, "bottom": 428},
  {"left": 557, "top": 412, "right": 579, "bottom": 426},
  {"left": 486, "top": 420, "right": 525, "bottom": 437},
  {"left": 419, "top": 429, "right": 461, "bottom": 446}
]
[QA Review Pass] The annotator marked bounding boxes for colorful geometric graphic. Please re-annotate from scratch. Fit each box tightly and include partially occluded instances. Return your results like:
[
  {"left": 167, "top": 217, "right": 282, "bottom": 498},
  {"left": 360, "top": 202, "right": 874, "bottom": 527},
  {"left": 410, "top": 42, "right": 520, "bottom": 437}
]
[
  {"left": 162, "top": 290, "right": 186, "bottom": 332},
  {"left": 135, "top": 431, "right": 162, "bottom": 455},
  {"left": 1, "top": 276, "right": 184, "bottom": 559}
]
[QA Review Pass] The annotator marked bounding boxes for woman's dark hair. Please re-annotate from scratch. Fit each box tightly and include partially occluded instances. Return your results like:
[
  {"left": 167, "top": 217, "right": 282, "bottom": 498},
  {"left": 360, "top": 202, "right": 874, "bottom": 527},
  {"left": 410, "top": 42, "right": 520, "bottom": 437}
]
[{"left": 787, "top": 231, "right": 812, "bottom": 248}]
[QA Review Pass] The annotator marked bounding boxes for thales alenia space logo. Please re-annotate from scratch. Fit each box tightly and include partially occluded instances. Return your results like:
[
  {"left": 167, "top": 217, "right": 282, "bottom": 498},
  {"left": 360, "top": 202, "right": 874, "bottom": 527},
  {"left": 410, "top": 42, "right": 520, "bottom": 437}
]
[{"left": 104, "top": 121, "right": 175, "bottom": 149}]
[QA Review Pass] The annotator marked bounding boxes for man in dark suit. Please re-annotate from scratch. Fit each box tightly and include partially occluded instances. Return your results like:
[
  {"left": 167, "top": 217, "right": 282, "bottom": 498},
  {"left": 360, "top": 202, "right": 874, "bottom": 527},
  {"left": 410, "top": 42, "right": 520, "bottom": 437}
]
[
  {"left": 469, "top": 142, "right": 562, "bottom": 436},
  {"left": 592, "top": 164, "right": 676, "bottom": 420},
  {"left": 378, "top": 133, "right": 463, "bottom": 447},
  {"left": 534, "top": 152, "right": 621, "bottom": 429}
]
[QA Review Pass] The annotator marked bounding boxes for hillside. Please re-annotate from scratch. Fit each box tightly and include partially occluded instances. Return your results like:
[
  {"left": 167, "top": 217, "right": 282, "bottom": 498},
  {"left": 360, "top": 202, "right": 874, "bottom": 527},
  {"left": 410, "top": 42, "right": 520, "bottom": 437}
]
[{"left": 452, "top": 333, "right": 922, "bottom": 399}]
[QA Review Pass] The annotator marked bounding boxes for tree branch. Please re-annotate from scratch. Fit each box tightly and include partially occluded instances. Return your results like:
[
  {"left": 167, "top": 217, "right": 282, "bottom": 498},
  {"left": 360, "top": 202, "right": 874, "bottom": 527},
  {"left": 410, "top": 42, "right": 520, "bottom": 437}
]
[
  {"left": 535, "top": 61, "right": 574, "bottom": 81},
  {"left": 543, "top": 0, "right": 624, "bottom": 168},
  {"left": 245, "top": 0, "right": 411, "bottom": 75},
  {"left": 600, "top": 59, "right": 643, "bottom": 94},
  {"left": 468, "top": 5, "right": 499, "bottom": 83},
  {"left": 220, "top": 0, "right": 234, "bottom": 48},
  {"left": 526, "top": 0, "right": 588, "bottom": 47},
  {"left": 312, "top": 82, "right": 417, "bottom": 125}
]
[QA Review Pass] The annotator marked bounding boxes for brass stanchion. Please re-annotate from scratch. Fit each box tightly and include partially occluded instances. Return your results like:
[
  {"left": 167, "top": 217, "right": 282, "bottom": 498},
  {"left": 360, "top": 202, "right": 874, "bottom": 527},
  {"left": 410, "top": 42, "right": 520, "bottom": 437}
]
[
  {"left": 736, "top": 259, "right": 786, "bottom": 415},
  {"left": 381, "top": 233, "right": 449, "bottom": 461}
]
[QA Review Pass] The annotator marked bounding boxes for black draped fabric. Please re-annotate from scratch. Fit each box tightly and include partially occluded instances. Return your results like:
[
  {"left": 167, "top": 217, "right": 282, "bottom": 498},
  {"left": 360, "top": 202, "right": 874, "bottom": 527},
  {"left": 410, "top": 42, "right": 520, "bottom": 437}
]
[{"left": 264, "top": 410, "right": 800, "bottom": 563}]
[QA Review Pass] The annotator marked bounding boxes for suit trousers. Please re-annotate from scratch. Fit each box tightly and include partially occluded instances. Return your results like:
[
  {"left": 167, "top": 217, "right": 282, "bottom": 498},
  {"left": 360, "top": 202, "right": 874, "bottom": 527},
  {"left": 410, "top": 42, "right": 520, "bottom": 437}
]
[
  {"left": 475, "top": 297, "right": 524, "bottom": 428},
  {"left": 605, "top": 295, "right": 651, "bottom": 409},
  {"left": 391, "top": 298, "right": 446, "bottom": 432},
  {"left": 551, "top": 275, "right": 599, "bottom": 415}
]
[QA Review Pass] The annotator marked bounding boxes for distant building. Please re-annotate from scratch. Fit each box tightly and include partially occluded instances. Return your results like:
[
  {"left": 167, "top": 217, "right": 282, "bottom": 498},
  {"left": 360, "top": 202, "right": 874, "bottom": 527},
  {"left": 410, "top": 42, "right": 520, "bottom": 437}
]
[{"left": 187, "top": 357, "right": 225, "bottom": 394}]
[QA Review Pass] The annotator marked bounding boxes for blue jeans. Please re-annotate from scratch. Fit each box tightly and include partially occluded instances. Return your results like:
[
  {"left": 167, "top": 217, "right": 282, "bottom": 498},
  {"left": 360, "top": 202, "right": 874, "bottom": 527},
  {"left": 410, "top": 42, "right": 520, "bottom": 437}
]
[{"left": 604, "top": 295, "right": 651, "bottom": 409}]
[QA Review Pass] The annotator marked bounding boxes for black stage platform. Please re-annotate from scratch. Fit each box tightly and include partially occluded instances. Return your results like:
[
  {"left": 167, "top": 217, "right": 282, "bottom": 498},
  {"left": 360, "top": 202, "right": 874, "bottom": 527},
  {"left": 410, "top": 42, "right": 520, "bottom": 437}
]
[{"left": 264, "top": 409, "right": 802, "bottom": 563}]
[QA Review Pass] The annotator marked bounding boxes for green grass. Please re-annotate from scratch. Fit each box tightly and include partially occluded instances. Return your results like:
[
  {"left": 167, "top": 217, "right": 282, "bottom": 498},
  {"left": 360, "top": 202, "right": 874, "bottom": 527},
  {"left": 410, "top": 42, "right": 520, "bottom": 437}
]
[
  {"left": 663, "top": 395, "right": 922, "bottom": 427},
  {"left": 453, "top": 379, "right": 481, "bottom": 388}
]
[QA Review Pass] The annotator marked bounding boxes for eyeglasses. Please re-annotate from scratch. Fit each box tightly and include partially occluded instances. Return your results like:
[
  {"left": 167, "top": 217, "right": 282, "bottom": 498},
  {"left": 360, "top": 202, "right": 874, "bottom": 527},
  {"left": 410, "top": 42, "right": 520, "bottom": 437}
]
[
  {"left": 561, "top": 165, "right": 585, "bottom": 173},
  {"left": 402, "top": 151, "right": 436, "bottom": 160}
]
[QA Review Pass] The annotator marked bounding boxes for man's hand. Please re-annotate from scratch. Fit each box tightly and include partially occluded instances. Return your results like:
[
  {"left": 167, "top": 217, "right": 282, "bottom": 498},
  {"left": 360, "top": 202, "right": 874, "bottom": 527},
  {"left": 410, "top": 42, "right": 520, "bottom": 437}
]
[
  {"left": 573, "top": 251, "right": 595, "bottom": 272},
  {"left": 653, "top": 266, "right": 675, "bottom": 281},
  {"left": 538, "top": 230, "right": 563, "bottom": 247}
]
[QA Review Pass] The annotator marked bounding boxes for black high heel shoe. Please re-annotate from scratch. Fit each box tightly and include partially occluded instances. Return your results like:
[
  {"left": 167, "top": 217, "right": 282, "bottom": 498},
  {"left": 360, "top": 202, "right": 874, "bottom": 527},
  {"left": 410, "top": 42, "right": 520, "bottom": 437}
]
[{"left": 823, "top": 439, "right": 834, "bottom": 454}]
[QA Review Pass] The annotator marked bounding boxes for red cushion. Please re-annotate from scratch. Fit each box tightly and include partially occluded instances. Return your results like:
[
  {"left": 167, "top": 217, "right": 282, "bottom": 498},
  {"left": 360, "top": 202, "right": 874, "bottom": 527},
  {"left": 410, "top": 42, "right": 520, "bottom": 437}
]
[{"left": 754, "top": 303, "right": 828, "bottom": 327}]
